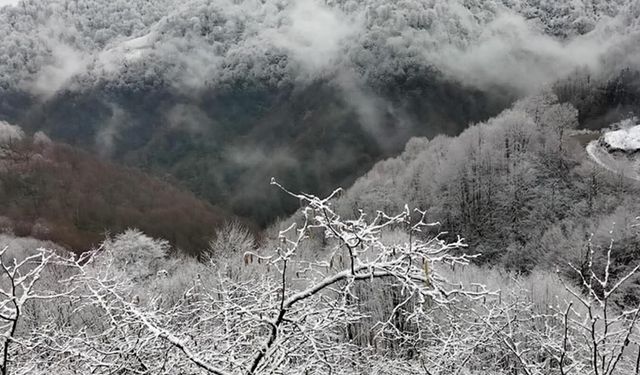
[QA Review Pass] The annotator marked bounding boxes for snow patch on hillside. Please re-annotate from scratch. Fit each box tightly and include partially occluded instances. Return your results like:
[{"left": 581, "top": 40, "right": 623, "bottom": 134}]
[
  {"left": 600, "top": 119, "right": 640, "bottom": 152},
  {"left": 587, "top": 120, "right": 640, "bottom": 181}
]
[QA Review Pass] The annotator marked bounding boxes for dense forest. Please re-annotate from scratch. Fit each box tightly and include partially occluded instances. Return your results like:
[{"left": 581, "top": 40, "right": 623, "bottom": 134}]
[
  {"left": 2, "top": 0, "right": 640, "bottom": 225},
  {"left": 1, "top": 0, "right": 640, "bottom": 374},
  {"left": 333, "top": 92, "right": 640, "bottom": 302},
  {"left": 0, "top": 121, "right": 237, "bottom": 254},
  {"left": 3, "top": 84, "right": 640, "bottom": 374}
]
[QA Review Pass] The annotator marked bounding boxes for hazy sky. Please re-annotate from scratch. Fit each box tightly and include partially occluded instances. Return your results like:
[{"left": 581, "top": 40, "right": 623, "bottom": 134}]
[{"left": 0, "top": 0, "right": 18, "bottom": 6}]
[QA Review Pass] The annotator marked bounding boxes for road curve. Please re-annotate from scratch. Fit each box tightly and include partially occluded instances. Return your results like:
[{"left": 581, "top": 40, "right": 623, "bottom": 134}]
[{"left": 586, "top": 141, "right": 640, "bottom": 182}]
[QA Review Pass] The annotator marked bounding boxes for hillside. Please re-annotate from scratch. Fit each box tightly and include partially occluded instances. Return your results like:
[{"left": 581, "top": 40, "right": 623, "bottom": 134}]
[
  {"left": 0, "top": 121, "right": 236, "bottom": 254},
  {"left": 6, "top": 94, "right": 640, "bottom": 373},
  {"left": 2, "top": 1, "right": 640, "bottom": 373},
  {"left": 333, "top": 92, "right": 640, "bottom": 287},
  {"left": 2, "top": 0, "right": 640, "bottom": 226}
]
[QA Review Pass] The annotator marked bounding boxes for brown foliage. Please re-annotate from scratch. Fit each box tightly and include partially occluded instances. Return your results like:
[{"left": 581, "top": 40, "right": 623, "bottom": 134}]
[{"left": 0, "top": 137, "right": 241, "bottom": 255}]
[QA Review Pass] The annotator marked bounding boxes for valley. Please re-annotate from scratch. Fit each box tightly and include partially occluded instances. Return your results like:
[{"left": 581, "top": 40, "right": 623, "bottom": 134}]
[{"left": 1, "top": 0, "right": 640, "bottom": 374}]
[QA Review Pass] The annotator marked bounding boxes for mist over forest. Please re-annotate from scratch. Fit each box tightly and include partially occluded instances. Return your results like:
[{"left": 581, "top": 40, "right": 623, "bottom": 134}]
[
  {"left": 2, "top": 0, "right": 639, "bottom": 226},
  {"left": 1, "top": 0, "right": 640, "bottom": 374}
]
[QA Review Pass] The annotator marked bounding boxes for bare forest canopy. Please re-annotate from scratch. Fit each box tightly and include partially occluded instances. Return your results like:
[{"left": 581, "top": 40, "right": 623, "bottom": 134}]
[
  {"left": 0, "top": 126, "right": 244, "bottom": 254},
  {"left": 334, "top": 92, "right": 640, "bottom": 301}
]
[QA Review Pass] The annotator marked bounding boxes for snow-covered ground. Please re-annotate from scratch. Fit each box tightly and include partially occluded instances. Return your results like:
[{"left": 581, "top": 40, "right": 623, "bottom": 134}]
[
  {"left": 585, "top": 119, "right": 640, "bottom": 181},
  {"left": 599, "top": 119, "right": 640, "bottom": 152}
]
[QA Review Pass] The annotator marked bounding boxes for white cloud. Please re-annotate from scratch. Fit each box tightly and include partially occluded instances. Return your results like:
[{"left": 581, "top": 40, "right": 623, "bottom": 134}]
[
  {"left": 95, "top": 104, "right": 128, "bottom": 157},
  {"left": 19, "top": 18, "right": 92, "bottom": 98},
  {"left": 428, "top": 10, "right": 626, "bottom": 94},
  {"left": 264, "top": 0, "right": 361, "bottom": 78},
  {"left": 27, "top": 41, "right": 89, "bottom": 97}
]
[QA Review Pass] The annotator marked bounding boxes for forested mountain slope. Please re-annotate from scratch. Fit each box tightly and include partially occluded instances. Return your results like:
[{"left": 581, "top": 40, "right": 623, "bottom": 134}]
[
  {"left": 0, "top": 86, "right": 639, "bottom": 375},
  {"left": 0, "top": 121, "right": 236, "bottom": 254},
  {"left": 2, "top": 0, "right": 640, "bottom": 226},
  {"left": 2, "top": 2, "right": 640, "bottom": 372},
  {"left": 333, "top": 92, "right": 640, "bottom": 305}
]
